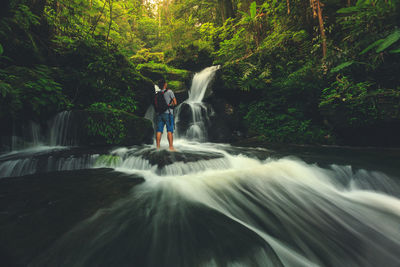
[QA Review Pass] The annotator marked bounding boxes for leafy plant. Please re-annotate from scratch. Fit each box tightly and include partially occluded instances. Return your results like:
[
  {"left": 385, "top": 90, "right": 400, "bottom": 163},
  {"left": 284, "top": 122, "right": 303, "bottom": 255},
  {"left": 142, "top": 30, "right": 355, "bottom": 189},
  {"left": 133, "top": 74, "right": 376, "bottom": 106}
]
[
  {"left": 95, "top": 154, "right": 122, "bottom": 167},
  {"left": 0, "top": 65, "right": 68, "bottom": 120},
  {"left": 86, "top": 103, "right": 127, "bottom": 145}
]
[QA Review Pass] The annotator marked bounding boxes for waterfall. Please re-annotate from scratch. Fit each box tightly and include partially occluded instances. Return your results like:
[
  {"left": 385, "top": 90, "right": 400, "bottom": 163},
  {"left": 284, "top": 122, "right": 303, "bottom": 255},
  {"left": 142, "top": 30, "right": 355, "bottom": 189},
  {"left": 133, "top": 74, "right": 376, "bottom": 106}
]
[
  {"left": 175, "top": 65, "right": 220, "bottom": 141},
  {"left": 0, "top": 111, "right": 81, "bottom": 177},
  {"left": 8, "top": 121, "right": 43, "bottom": 151},
  {"left": 187, "top": 65, "right": 220, "bottom": 103},
  {"left": 48, "top": 111, "right": 77, "bottom": 146}
]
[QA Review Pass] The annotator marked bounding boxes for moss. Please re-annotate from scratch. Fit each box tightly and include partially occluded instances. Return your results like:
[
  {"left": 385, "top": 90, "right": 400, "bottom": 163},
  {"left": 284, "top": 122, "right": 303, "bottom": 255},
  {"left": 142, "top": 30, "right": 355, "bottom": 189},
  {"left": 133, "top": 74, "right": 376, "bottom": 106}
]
[
  {"left": 136, "top": 62, "right": 190, "bottom": 81},
  {"left": 167, "top": 80, "right": 186, "bottom": 93}
]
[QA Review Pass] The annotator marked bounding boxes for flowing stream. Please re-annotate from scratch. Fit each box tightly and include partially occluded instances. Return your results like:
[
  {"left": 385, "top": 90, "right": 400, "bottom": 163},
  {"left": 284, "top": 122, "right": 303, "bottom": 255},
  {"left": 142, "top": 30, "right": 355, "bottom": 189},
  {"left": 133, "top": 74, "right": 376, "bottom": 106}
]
[{"left": 1, "top": 67, "right": 400, "bottom": 266}]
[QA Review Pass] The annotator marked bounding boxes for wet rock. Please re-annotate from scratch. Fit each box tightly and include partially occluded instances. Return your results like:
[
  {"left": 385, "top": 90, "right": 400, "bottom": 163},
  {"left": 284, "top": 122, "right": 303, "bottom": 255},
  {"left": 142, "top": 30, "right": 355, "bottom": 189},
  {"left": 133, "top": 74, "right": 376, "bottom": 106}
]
[
  {"left": 204, "top": 97, "right": 247, "bottom": 143},
  {"left": 73, "top": 110, "right": 154, "bottom": 146},
  {"left": 0, "top": 168, "right": 144, "bottom": 267},
  {"left": 135, "top": 148, "right": 225, "bottom": 170}
]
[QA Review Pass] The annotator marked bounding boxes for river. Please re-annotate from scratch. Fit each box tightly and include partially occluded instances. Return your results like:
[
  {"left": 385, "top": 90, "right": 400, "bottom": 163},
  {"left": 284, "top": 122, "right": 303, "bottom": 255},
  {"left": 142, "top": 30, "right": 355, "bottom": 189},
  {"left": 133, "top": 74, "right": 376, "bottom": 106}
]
[{"left": 0, "top": 67, "right": 400, "bottom": 267}]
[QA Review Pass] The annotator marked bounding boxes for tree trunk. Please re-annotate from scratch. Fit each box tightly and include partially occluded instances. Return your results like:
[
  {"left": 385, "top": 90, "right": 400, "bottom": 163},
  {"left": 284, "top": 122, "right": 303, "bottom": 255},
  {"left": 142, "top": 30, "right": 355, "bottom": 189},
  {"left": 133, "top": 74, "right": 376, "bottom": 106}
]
[
  {"left": 219, "top": 0, "right": 235, "bottom": 21},
  {"left": 287, "top": 0, "right": 291, "bottom": 14},
  {"left": 310, "top": 0, "right": 327, "bottom": 58},
  {"left": 316, "top": 0, "right": 327, "bottom": 58}
]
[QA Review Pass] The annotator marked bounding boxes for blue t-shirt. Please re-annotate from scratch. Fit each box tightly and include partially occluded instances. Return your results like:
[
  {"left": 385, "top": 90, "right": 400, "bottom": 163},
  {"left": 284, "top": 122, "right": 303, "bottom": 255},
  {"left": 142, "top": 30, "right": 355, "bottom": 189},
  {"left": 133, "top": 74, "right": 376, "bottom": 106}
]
[{"left": 162, "top": 89, "right": 175, "bottom": 115}]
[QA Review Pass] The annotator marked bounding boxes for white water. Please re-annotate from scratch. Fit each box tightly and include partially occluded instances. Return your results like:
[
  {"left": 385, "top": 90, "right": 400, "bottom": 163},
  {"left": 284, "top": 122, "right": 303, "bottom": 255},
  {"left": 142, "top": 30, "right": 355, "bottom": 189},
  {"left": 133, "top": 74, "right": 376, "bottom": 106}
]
[
  {"left": 32, "top": 142, "right": 400, "bottom": 266},
  {"left": 48, "top": 110, "right": 77, "bottom": 146},
  {"left": 1, "top": 67, "right": 400, "bottom": 266},
  {"left": 187, "top": 65, "right": 220, "bottom": 103},
  {"left": 174, "top": 65, "right": 220, "bottom": 141},
  {"left": 0, "top": 110, "right": 82, "bottom": 177}
]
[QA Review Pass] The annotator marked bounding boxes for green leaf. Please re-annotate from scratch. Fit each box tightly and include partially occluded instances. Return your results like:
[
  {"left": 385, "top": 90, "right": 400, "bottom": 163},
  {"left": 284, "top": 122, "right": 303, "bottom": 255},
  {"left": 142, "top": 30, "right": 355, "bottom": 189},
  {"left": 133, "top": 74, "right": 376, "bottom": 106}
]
[
  {"left": 330, "top": 61, "right": 354, "bottom": 73},
  {"left": 250, "top": 2, "right": 257, "bottom": 19},
  {"left": 0, "top": 44, "right": 3, "bottom": 55},
  {"left": 359, "top": 39, "right": 384, "bottom": 55},
  {"left": 376, "top": 29, "right": 400, "bottom": 53},
  {"left": 389, "top": 47, "right": 400, "bottom": 53},
  {"left": 336, "top": 7, "right": 360, "bottom": 13}
]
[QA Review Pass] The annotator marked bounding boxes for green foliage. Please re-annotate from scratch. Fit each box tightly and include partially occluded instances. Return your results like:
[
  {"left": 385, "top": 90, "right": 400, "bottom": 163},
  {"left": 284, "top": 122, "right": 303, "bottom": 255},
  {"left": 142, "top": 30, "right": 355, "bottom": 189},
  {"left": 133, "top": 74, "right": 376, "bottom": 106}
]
[
  {"left": 330, "top": 61, "right": 355, "bottom": 73},
  {"left": 53, "top": 38, "right": 139, "bottom": 112},
  {"left": 375, "top": 29, "right": 400, "bottom": 53},
  {"left": 131, "top": 49, "right": 164, "bottom": 64},
  {"left": 1, "top": 0, "right": 399, "bottom": 146},
  {"left": 95, "top": 154, "right": 123, "bottom": 167},
  {"left": 244, "top": 101, "right": 331, "bottom": 144},
  {"left": 319, "top": 76, "right": 380, "bottom": 127},
  {"left": 215, "top": 29, "right": 248, "bottom": 63},
  {"left": 321, "top": 76, "right": 372, "bottom": 105},
  {"left": 0, "top": 65, "right": 68, "bottom": 120},
  {"left": 13, "top": 4, "right": 40, "bottom": 31},
  {"left": 86, "top": 103, "right": 127, "bottom": 145},
  {"left": 136, "top": 62, "right": 188, "bottom": 77}
]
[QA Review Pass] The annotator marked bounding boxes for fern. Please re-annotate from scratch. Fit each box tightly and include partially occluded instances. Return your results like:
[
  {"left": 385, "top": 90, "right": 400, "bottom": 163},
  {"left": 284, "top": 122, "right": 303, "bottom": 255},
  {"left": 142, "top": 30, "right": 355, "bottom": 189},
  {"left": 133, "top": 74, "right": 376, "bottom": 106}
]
[
  {"left": 376, "top": 29, "right": 400, "bottom": 53},
  {"left": 337, "top": 7, "right": 360, "bottom": 14},
  {"left": 360, "top": 29, "right": 400, "bottom": 55},
  {"left": 359, "top": 39, "right": 384, "bottom": 55},
  {"left": 389, "top": 47, "right": 400, "bottom": 54},
  {"left": 330, "top": 61, "right": 354, "bottom": 73}
]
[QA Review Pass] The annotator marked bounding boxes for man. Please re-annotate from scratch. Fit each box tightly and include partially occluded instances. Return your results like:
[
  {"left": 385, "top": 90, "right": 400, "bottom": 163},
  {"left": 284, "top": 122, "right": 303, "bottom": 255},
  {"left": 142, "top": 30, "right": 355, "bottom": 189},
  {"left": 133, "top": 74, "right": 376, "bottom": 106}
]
[{"left": 156, "top": 78, "right": 177, "bottom": 151}]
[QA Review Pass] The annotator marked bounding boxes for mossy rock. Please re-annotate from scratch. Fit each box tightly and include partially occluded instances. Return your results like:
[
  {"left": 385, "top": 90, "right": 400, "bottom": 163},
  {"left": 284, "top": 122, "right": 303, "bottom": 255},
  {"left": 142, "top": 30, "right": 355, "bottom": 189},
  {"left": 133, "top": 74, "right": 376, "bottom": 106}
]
[
  {"left": 167, "top": 80, "right": 187, "bottom": 93},
  {"left": 70, "top": 110, "right": 153, "bottom": 146},
  {"left": 136, "top": 63, "right": 191, "bottom": 84}
]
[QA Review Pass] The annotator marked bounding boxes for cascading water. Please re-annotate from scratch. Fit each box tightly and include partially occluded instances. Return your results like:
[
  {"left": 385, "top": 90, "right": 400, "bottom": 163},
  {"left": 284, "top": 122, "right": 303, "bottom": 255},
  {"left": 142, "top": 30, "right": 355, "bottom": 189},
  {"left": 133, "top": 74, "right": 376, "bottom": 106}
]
[
  {"left": 48, "top": 110, "right": 78, "bottom": 146},
  {"left": 30, "top": 143, "right": 400, "bottom": 267},
  {"left": 0, "top": 111, "right": 84, "bottom": 177},
  {"left": 175, "top": 65, "right": 220, "bottom": 141},
  {"left": 1, "top": 67, "right": 400, "bottom": 267}
]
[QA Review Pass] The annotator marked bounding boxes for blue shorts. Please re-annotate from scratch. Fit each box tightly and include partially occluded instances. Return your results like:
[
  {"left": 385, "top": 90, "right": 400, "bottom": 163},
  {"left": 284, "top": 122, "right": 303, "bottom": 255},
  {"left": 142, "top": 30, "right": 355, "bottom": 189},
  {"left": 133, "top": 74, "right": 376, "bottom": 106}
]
[{"left": 156, "top": 113, "right": 174, "bottom": 133}]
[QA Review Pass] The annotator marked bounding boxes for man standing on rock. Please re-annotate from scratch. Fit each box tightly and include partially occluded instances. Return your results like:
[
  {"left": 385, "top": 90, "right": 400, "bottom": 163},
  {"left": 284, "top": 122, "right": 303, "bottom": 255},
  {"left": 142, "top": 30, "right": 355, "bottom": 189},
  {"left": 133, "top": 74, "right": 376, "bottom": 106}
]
[{"left": 155, "top": 78, "right": 177, "bottom": 151}]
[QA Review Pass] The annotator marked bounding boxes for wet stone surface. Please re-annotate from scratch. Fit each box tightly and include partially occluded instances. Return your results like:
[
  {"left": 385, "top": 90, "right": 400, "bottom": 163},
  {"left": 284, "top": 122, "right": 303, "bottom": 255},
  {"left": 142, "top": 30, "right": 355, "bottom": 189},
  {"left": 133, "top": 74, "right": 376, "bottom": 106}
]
[
  {"left": 132, "top": 148, "right": 225, "bottom": 169},
  {"left": 0, "top": 168, "right": 144, "bottom": 267}
]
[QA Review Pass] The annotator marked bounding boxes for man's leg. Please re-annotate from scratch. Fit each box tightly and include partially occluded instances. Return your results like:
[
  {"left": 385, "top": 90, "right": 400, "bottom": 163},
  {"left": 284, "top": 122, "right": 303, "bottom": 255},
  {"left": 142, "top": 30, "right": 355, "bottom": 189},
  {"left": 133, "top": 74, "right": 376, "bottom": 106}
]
[
  {"left": 156, "top": 132, "right": 162, "bottom": 149},
  {"left": 166, "top": 113, "right": 175, "bottom": 151},
  {"left": 167, "top": 132, "right": 175, "bottom": 151}
]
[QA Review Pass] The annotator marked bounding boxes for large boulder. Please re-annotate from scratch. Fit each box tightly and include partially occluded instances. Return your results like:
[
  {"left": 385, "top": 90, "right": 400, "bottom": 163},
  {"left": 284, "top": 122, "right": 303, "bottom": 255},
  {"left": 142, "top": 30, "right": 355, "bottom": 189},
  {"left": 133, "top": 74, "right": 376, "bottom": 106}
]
[
  {"left": 132, "top": 76, "right": 155, "bottom": 116},
  {"left": 205, "top": 97, "right": 247, "bottom": 143},
  {"left": 79, "top": 110, "right": 154, "bottom": 146}
]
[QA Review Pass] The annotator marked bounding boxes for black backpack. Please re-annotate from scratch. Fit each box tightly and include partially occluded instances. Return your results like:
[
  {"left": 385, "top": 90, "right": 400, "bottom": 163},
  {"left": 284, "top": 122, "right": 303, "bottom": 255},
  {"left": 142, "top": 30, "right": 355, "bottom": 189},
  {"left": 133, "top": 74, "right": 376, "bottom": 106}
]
[{"left": 154, "top": 89, "right": 170, "bottom": 114}]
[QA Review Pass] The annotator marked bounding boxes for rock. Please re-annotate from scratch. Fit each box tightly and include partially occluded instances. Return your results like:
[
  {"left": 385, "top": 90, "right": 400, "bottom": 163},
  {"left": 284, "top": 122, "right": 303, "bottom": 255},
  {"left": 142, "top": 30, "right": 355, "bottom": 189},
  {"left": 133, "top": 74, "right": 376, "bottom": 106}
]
[
  {"left": 204, "top": 97, "right": 247, "bottom": 143},
  {"left": 80, "top": 110, "right": 154, "bottom": 146},
  {"left": 0, "top": 168, "right": 144, "bottom": 266},
  {"left": 136, "top": 148, "right": 224, "bottom": 169},
  {"left": 132, "top": 76, "right": 155, "bottom": 116}
]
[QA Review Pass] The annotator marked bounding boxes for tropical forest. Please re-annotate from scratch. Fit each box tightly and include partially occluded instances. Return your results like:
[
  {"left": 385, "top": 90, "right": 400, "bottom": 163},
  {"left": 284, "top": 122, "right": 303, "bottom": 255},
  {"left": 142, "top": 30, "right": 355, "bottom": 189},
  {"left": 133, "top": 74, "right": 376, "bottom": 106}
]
[
  {"left": 1, "top": 0, "right": 399, "bottom": 146},
  {"left": 1, "top": 1, "right": 400, "bottom": 266}
]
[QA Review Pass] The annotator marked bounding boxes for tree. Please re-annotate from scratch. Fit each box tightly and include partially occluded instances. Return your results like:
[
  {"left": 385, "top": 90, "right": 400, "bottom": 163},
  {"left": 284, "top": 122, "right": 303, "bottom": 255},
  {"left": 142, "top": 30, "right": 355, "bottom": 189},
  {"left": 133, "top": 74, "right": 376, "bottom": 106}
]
[{"left": 310, "top": 0, "right": 327, "bottom": 58}]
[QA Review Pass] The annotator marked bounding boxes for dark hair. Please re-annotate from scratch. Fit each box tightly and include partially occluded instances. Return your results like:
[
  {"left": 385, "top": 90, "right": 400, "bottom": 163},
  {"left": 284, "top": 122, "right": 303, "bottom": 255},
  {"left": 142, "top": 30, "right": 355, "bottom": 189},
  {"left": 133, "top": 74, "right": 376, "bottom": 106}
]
[{"left": 157, "top": 78, "right": 166, "bottom": 89}]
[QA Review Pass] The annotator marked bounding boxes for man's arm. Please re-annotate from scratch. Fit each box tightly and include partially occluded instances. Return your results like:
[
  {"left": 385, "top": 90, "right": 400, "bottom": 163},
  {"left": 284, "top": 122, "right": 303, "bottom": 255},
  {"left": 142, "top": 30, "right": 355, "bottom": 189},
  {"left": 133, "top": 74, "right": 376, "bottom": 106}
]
[{"left": 171, "top": 97, "right": 177, "bottom": 107}]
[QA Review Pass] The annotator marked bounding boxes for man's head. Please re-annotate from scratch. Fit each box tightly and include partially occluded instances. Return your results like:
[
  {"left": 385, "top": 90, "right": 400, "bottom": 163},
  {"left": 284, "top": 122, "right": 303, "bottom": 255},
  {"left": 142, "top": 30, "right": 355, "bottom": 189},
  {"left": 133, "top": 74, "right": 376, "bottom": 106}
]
[{"left": 157, "top": 78, "right": 166, "bottom": 90}]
